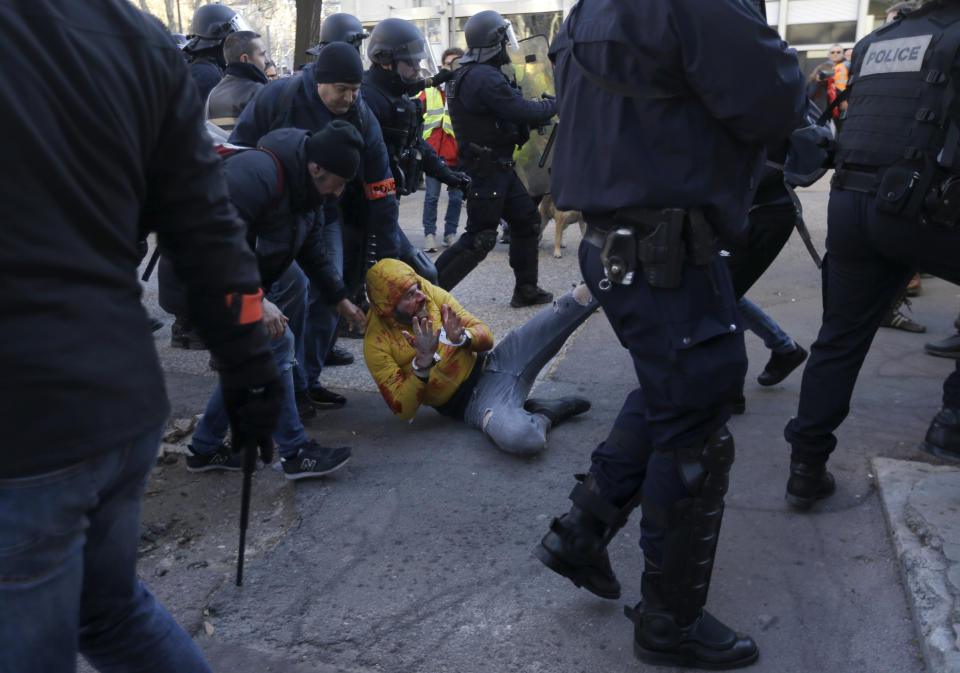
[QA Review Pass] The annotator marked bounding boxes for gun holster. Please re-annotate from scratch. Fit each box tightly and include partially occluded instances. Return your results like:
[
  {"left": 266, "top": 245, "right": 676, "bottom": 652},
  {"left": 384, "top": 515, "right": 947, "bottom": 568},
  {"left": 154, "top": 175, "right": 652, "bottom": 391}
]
[{"left": 587, "top": 207, "right": 715, "bottom": 290}]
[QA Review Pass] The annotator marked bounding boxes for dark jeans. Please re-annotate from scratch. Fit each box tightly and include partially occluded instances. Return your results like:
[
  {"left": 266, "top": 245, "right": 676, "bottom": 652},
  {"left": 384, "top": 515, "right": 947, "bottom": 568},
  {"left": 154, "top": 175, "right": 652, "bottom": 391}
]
[
  {"left": 0, "top": 425, "right": 212, "bottom": 673},
  {"left": 785, "top": 188, "right": 960, "bottom": 464},
  {"left": 725, "top": 199, "right": 797, "bottom": 298},
  {"left": 579, "top": 238, "right": 746, "bottom": 562}
]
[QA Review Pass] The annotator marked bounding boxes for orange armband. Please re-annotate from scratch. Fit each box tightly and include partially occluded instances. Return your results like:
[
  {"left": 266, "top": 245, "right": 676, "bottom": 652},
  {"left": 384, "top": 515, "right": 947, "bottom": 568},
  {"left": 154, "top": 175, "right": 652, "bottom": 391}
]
[
  {"left": 225, "top": 288, "right": 264, "bottom": 325},
  {"left": 364, "top": 178, "right": 396, "bottom": 200}
]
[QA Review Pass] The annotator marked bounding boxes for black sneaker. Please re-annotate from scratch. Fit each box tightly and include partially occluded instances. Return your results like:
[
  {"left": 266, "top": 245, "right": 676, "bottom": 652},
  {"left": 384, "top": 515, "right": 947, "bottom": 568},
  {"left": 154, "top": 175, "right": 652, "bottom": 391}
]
[
  {"left": 307, "top": 386, "right": 347, "bottom": 409},
  {"left": 185, "top": 443, "right": 243, "bottom": 472},
  {"left": 294, "top": 389, "right": 317, "bottom": 422},
  {"left": 757, "top": 345, "right": 808, "bottom": 386},
  {"left": 281, "top": 441, "right": 351, "bottom": 480},
  {"left": 324, "top": 344, "right": 355, "bottom": 367},
  {"left": 510, "top": 284, "right": 553, "bottom": 308},
  {"left": 880, "top": 309, "right": 926, "bottom": 333}
]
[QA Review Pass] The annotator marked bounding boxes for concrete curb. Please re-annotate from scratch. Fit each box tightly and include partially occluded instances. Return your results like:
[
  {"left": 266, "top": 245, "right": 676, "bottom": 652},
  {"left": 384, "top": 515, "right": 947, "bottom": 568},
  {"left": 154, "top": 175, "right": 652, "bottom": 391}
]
[{"left": 874, "top": 456, "right": 960, "bottom": 673}]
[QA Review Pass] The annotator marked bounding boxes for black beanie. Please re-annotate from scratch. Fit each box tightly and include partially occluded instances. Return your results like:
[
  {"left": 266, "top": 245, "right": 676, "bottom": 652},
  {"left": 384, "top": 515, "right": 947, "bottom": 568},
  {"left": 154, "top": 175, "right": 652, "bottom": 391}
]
[
  {"left": 313, "top": 42, "right": 363, "bottom": 84},
  {"left": 305, "top": 120, "right": 364, "bottom": 180}
]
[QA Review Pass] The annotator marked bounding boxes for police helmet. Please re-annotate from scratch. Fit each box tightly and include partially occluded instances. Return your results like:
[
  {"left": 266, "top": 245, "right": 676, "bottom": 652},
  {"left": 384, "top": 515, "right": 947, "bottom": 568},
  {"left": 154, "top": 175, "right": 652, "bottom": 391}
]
[
  {"left": 367, "top": 19, "right": 428, "bottom": 67},
  {"left": 307, "top": 13, "right": 369, "bottom": 55},
  {"left": 464, "top": 10, "right": 515, "bottom": 50},
  {"left": 186, "top": 4, "right": 250, "bottom": 51}
]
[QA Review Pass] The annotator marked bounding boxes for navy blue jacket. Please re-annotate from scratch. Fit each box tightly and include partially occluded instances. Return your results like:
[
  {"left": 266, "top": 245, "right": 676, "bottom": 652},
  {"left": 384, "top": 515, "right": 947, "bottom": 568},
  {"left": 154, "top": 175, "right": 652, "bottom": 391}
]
[
  {"left": 450, "top": 62, "right": 556, "bottom": 157},
  {"left": 360, "top": 75, "right": 447, "bottom": 183},
  {"left": 0, "top": 0, "right": 274, "bottom": 477},
  {"left": 549, "top": 0, "right": 806, "bottom": 241},
  {"left": 227, "top": 129, "right": 346, "bottom": 302},
  {"left": 188, "top": 55, "right": 223, "bottom": 102},
  {"left": 230, "top": 63, "right": 403, "bottom": 257}
]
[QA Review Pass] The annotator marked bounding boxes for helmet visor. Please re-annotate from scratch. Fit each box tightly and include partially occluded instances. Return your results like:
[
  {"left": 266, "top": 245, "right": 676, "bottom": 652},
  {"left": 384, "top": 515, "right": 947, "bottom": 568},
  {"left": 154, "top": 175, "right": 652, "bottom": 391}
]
[
  {"left": 504, "top": 20, "right": 520, "bottom": 52},
  {"left": 224, "top": 13, "right": 253, "bottom": 35}
]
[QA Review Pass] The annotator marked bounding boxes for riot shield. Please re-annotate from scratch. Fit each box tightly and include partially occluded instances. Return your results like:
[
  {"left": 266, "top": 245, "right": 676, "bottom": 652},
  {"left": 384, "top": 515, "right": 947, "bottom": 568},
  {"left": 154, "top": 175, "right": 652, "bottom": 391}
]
[{"left": 502, "top": 34, "right": 557, "bottom": 198}]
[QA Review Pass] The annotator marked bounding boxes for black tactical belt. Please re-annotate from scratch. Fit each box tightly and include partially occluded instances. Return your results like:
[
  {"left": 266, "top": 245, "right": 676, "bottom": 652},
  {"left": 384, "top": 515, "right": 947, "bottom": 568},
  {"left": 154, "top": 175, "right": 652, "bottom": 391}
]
[
  {"left": 582, "top": 208, "right": 684, "bottom": 245},
  {"left": 832, "top": 168, "right": 880, "bottom": 195}
]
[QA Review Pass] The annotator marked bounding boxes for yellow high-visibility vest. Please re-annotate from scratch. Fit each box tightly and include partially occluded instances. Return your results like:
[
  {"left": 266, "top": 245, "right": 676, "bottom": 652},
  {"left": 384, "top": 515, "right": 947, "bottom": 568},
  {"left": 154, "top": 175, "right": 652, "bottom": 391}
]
[{"left": 422, "top": 87, "right": 454, "bottom": 140}]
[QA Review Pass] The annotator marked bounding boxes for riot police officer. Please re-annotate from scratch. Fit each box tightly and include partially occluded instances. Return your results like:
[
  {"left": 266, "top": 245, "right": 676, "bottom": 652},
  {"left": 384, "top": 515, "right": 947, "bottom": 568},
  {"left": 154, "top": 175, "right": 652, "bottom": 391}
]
[
  {"left": 362, "top": 19, "right": 470, "bottom": 199},
  {"left": 306, "top": 12, "right": 369, "bottom": 56},
  {"left": 533, "top": 0, "right": 806, "bottom": 668},
  {"left": 436, "top": 10, "right": 557, "bottom": 307},
  {"left": 784, "top": 0, "right": 960, "bottom": 505},
  {"left": 182, "top": 3, "right": 249, "bottom": 101}
]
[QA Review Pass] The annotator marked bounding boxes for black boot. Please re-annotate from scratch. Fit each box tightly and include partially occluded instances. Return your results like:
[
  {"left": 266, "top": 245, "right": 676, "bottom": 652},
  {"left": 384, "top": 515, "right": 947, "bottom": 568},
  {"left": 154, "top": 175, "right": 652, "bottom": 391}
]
[
  {"left": 625, "top": 564, "right": 758, "bottom": 670},
  {"left": 785, "top": 460, "right": 835, "bottom": 510},
  {"left": 534, "top": 473, "right": 636, "bottom": 600},
  {"left": 511, "top": 283, "right": 553, "bottom": 307},
  {"left": 920, "top": 408, "right": 960, "bottom": 462},
  {"left": 523, "top": 396, "right": 591, "bottom": 427}
]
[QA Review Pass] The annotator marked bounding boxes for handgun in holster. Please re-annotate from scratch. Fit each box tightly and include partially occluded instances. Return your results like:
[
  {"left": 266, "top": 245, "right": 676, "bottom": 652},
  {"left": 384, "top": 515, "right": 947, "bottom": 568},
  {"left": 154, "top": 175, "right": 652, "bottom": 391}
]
[{"left": 615, "top": 207, "right": 687, "bottom": 289}]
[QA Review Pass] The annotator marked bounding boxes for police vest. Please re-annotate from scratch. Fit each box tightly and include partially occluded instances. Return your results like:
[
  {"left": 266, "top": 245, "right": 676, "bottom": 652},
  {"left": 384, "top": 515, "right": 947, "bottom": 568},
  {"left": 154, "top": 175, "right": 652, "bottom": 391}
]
[
  {"left": 837, "top": 1, "right": 960, "bottom": 170},
  {"left": 447, "top": 63, "right": 527, "bottom": 157},
  {"left": 422, "top": 87, "right": 454, "bottom": 141},
  {"left": 363, "top": 71, "right": 425, "bottom": 196}
]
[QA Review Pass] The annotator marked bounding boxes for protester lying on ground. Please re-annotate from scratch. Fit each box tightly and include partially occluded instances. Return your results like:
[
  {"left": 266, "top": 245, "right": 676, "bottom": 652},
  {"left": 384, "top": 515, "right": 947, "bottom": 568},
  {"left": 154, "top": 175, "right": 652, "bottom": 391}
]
[{"left": 363, "top": 259, "right": 597, "bottom": 455}]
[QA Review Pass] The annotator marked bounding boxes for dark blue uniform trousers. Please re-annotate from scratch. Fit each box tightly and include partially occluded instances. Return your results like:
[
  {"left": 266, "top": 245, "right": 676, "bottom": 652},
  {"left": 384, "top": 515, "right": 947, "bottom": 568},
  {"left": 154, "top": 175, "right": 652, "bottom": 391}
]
[
  {"left": 578, "top": 240, "right": 746, "bottom": 563},
  {"left": 785, "top": 188, "right": 960, "bottom": 465}
]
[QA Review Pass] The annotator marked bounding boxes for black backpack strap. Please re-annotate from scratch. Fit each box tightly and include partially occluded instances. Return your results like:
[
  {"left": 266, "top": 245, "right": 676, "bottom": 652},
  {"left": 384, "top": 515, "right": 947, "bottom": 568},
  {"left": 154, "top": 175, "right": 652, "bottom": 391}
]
[{"left": 269, "top": 73, "right": 303, "bottom": 132}]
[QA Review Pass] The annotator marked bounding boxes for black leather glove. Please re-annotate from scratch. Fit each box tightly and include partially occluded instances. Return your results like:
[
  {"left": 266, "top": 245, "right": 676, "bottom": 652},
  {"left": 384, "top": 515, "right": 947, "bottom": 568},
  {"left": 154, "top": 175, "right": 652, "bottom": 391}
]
[
  {"left": 222, "top": 375, "right": 284, "bottom": 465},
  {"left": 441, "top": 169, "right": 471, "bottom": 192},
  {"left": 429, "top": 68, "right": 454, "bottom": 87}
]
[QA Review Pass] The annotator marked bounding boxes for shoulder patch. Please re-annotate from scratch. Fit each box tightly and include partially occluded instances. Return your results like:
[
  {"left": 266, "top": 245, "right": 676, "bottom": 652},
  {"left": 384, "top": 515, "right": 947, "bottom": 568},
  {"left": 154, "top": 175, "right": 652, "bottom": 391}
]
[{"left": 860, "top": 35, "right": 932, "bottom": 77}]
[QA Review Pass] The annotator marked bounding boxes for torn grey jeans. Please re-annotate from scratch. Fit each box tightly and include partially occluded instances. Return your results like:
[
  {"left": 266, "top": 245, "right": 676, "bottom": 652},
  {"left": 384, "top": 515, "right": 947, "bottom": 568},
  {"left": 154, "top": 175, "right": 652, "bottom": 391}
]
[{"left": 463, "top": 286, "right": 598, "bottom": 455}]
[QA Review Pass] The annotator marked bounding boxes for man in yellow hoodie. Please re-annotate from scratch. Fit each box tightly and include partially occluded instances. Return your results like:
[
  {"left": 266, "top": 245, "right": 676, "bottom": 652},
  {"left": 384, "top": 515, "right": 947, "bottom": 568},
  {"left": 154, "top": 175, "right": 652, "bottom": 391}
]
[{"left": 363, "top": 259, "right": 597, "bottom": 455}]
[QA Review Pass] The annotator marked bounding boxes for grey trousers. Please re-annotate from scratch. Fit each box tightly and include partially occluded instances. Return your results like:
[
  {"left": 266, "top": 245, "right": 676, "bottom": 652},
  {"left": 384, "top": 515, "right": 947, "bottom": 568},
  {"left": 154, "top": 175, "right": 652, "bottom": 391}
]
[{"left": 463, "top": 286, "right": 598, "bottom": 455}]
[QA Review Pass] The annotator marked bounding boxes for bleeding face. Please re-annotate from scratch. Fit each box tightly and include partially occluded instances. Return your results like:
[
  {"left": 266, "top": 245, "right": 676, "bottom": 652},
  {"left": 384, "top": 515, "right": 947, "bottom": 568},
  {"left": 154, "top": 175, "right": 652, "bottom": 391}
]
[{"left": 391, "top": 282, "right": 427, "bottom": 324}]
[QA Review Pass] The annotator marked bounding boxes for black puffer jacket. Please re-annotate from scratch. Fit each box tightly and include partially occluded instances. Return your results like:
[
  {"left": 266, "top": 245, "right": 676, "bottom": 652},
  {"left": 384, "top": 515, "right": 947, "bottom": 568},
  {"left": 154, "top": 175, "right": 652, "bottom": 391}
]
[{"left": 206, "top": 62, "right": 268, "bottom": 131}]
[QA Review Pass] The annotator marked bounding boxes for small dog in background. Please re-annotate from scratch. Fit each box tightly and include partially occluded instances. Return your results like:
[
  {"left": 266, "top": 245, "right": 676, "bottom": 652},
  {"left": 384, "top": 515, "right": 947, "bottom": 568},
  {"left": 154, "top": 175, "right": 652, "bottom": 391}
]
[{"left": 538, "top": 193, "right": 587, "bottom": 258}]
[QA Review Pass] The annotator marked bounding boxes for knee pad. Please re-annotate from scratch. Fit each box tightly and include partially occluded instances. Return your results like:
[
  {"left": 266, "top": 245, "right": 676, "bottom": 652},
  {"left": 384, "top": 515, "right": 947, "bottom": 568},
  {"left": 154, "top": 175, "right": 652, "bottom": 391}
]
[
  {"left": 471, "top": 229, "right": 499, "bottom": 254},
  {"left": 400, "top": 246, "right": 438, "bottom": 284}
]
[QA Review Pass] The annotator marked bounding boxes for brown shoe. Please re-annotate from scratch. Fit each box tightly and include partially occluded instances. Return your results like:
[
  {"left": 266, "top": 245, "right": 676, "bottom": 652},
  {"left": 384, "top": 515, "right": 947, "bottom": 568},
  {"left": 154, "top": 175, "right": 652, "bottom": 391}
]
[{"left": 906, "top": 273, "right": 922, "bottom": 297}]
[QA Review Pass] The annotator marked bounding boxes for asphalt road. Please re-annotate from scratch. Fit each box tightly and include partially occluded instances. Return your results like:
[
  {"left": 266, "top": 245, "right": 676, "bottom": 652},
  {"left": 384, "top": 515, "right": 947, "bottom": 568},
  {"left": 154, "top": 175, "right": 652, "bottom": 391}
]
[{"left": 112, "top": 177, "right": 960, "bottom": 673}]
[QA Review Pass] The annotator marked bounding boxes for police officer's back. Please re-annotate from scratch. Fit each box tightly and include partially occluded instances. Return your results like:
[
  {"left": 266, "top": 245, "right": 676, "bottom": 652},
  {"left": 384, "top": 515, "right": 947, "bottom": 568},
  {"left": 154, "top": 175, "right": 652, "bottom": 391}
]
[
  {"left": 784, "top": 0, "right": 960, "bottom": 508},
  {"left": 534, "top": 1, "right": 805, "bottom": 669},
  {"left": 435, "top": 10, "right": 557, "bottom": 306}
]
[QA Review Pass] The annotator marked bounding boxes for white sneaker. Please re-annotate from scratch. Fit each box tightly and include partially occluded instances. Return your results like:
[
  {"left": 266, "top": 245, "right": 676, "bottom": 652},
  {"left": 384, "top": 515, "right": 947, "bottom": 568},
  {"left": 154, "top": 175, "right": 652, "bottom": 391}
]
[
  {"left": 423, "top": 234, "right": 437, "bottom": 252},
  {"left": 443, "top": 233, "right": 457, "bottom": 247}
]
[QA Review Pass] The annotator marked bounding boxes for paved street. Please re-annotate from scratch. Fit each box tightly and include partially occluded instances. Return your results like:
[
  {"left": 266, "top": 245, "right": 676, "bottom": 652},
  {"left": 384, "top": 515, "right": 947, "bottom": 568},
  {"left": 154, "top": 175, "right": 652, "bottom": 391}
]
[{"left": 117, "top": 177, "right": 960, "bottom": 673}]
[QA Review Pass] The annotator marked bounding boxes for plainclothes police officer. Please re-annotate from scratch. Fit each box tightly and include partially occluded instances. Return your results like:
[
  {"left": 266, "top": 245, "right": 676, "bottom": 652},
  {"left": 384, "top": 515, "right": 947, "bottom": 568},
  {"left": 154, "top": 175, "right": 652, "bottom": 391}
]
[
  {"left": 435, "top": 10, "right": 557, "bottom": 307},
  {"left": 534, "top": 0, "right": 805, "bottom": 668},
  {"left": 206, "top": 30, "right": 269, "bottom": 132},
  {"left": 784, "top": 0, "right": 960, "bottom": 507},
  {"left": 183, "top": 3, "right": 250, "bottom": 101},
  {"left": 362, "top": 19, "right": 470, "bottom": 199}
]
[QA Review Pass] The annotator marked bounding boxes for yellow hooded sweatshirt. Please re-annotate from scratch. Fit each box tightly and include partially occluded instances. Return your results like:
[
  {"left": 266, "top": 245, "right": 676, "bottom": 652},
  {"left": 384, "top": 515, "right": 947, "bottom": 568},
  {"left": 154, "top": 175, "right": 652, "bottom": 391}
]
[{"left": 363, "top": 259, "right": 494, "bottom": 420}]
